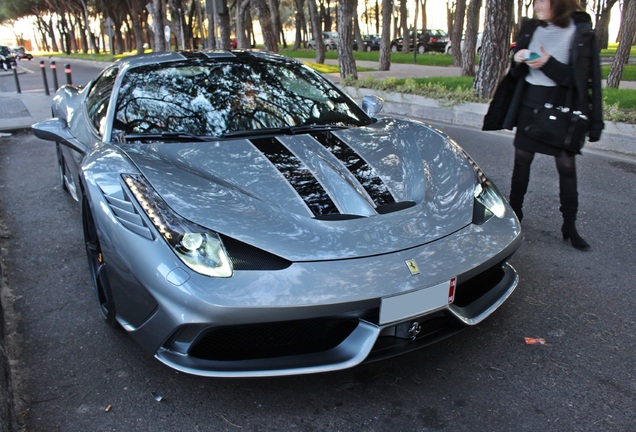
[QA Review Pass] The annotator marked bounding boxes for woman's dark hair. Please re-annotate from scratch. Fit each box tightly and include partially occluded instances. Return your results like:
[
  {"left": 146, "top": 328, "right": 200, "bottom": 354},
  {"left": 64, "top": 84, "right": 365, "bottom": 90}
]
[{"left": 550, "top": 0, "right": 584, "bottom": 27}]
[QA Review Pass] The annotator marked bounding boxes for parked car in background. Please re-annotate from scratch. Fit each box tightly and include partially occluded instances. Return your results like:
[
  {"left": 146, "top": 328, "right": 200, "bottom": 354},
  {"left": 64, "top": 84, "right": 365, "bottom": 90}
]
[
  {"left": 359, "top": 34, "right": 381, "bottom": 51},
  {"left": 390, "top": 29, "right": 448, "bottom": 54},
  {"left": 11, "top": 46, "right": 33, "bottom": 60},
  {"left": 32, "top": 49, "right": 522, "bottom": 378},
  {"left": 445, "top": 32, "right": 483, "bottom": 55},
  {"left": 0, "top": 45, "right": 17, "bottom": 70},
  {"left": 307, "top": 31, "right": 339, "bottom": 51}
]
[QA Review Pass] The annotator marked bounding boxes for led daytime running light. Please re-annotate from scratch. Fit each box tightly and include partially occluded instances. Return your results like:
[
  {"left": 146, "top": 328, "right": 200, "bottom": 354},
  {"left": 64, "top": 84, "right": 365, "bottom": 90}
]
[
  {"left": 123, "top": 174, "right": 233, "bottom": 277},
  {"left": 125, "top": 175, "right": 180, "bottom": 244}
]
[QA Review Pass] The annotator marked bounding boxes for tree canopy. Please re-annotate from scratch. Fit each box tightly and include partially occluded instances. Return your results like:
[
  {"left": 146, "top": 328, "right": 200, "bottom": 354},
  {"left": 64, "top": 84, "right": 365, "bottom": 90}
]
[{"left": 1, "top": 0, "right": 630, "bottom": 93}]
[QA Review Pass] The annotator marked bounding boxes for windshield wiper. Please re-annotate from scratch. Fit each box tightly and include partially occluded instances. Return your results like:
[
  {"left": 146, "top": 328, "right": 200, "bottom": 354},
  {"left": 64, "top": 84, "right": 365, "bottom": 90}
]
[{"left": 123, "top": 132, "right": 214, "bottom": 143}]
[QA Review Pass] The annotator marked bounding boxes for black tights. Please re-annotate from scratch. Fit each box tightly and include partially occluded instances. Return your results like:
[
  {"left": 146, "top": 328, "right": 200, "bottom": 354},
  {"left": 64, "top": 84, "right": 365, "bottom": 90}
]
[{"left": 509, "top": 148, "right": 579, "bottom": 220}]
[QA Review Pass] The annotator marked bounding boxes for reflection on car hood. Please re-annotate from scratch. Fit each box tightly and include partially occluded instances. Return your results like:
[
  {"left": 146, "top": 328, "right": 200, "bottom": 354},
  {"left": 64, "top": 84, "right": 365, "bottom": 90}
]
[{"left": 121, "top": 118, "right": 477, "bottom": 261}]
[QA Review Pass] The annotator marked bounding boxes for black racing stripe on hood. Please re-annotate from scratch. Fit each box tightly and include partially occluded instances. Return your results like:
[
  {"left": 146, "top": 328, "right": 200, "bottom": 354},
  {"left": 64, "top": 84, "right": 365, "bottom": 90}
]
[
  {"left": 310, "top": 131, "right": 396, "bottom": 207},
  {"left": 250, "top": 137, "right": 339, "bottom": 216}
]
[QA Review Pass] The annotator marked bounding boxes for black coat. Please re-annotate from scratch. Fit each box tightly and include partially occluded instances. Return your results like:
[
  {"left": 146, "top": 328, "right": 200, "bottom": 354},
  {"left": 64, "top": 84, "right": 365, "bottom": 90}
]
[{"left": 483, "top": 12, "right": 604, "bottom": 142}]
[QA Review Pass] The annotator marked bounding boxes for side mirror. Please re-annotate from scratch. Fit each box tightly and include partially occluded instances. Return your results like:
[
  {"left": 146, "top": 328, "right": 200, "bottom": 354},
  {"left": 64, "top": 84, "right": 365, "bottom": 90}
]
[
  {"left": 362, "top": 95, "right": 384, "bottom": 118},
  {"left": 32, "top": 118, "right": 87, "bottom": 154}
]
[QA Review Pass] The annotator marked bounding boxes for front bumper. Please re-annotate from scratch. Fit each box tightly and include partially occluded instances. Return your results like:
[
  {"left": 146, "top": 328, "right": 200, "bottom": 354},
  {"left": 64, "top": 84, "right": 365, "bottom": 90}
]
[{"left": 155, "top": 261, "right": 518, "bottom": 377}]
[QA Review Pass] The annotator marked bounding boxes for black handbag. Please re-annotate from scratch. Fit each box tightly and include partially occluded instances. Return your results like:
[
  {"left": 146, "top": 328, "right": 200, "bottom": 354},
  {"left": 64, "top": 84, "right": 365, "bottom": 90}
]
[
  {"left": 522, "top": 78, "right": 590, "bottom": 153},
  {"left": 522, "top": 103, "right": 590, "bottom": 152}
]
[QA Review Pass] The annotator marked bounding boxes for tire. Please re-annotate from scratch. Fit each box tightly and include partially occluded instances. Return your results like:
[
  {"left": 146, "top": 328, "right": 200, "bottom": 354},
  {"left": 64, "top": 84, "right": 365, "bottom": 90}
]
[
  {"left": 83, "top": 197, "right": 118, "bottom": 327},
  {"left": 56, "top": 144, "right": 68, "bottom": 192}
]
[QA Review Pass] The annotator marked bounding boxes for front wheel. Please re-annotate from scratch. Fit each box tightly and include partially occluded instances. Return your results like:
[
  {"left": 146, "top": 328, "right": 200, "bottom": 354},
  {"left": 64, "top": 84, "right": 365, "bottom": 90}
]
[
  {"left": 56, "top": 144, "right": 68, "bottom": 192},
  {"left": 83, "top": 197, "right": 117, "bottom": 327}
]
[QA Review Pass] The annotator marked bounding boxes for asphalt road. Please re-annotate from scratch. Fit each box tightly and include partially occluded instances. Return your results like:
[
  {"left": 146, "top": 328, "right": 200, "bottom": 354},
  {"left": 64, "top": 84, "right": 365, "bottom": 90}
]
[{"left": 0, "top": 120, "right": 634, "bottom": 431}]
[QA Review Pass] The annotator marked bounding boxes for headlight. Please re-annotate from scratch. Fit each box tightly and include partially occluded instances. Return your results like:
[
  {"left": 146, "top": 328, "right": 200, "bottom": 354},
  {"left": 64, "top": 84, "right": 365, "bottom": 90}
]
[
  {"left": 124, "top": 174, "right": 233, "bottom": 278},
  {"left": 474, "top": 182, "right": 506, "bottom": 219},
  {"left": 449, "top": 139, "right": 506, "bottom": 222}
]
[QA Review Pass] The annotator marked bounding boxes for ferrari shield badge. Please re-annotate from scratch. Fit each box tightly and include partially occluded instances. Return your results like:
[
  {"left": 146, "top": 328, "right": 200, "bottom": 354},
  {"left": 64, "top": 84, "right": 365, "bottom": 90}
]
[{"left": 405, "top": 259, "right": 420, "bottom": 276}]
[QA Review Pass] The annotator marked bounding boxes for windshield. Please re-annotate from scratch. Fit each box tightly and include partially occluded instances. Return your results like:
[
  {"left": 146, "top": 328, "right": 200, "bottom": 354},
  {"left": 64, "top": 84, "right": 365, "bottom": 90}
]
[{"left": 113, "top": 59, "right": 370, "bottom": 139}]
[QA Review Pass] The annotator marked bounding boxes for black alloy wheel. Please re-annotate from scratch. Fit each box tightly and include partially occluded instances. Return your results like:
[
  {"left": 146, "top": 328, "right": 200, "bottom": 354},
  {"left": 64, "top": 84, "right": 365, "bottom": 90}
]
[
  {"left": 82, "top": 196, "right": 117, "bottom": 327},
  {"left": 56, "top": 144, "right": 68, "bottom": 192}
]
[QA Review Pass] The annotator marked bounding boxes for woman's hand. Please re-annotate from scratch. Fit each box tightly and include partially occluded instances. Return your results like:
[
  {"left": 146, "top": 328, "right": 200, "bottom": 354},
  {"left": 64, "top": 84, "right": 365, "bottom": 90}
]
[
  {"left": 525, "top": 47, "right": 550, "bottom": 69},
  {"left": 514, "top": 47, "right": 550, "bottom": 69},
  {"left": 514, "top": 49, "right": 530, "bottom": 63}
]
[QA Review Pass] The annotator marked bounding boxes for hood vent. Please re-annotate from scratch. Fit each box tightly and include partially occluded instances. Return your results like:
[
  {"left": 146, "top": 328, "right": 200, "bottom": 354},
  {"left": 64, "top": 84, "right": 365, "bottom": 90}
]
[
  {"left": 309, "top": 131, "right": 395, "bottom": 208},
  {"left": 251, "top": 131, "right": 399, "bottom": 218},
  {"left": 251, "top": 137, "right": 339, "bottom": 216}
]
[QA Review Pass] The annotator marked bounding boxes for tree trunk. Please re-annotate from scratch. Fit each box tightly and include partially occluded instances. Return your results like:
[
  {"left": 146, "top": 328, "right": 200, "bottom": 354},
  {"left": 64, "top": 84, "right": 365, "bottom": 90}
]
[
  {"left": 47, "top": 17, "right": 60, "bottom": 52},
  {"left": 595, "top": 0, "right": 618, "bottom": 48},
  {"left": 607, "top": 0, "right": 636, "bottom": 87},
  {"left": 236, "top": 0, "right": 250, "bottom": 48},
  {"left": 293, "top": 0, "right": 305, "bottom": 50},
  {"left": 166, "top": 0, "right": 179, "bottom": 49},
  {"left": 451, "top": 0, "right": 467, "bottom": 67},
  {"left": 461, "top": 0, "right": 482, "bottom": 76},
  {"left": 421, "top": 0, "right": 427, "bottom": 30},
  {"left": 379, "top": 0, "right": 392, "bottom": 71},
  {"left": 146, "top": 0, "right": 166, "bottom": 51},
  {"left": 337, "top": 0, "right": 357, "bottom": 79},
  {"left": 218, "top": 8, "right": 232, "bottom": 50},
  {"left": 133, "top": 12, "right": 145, "bottom": 54},
  {"left": 354, "top": 14, "right": 363, "bottom": 52},
  {"left": 400, "top": 0, "right": 409, "bottom": 53},
  {"left": 374, "top": 0, "right": 380, "bottom": 34},
  {"left": 268, "top": 0, "right": 282, "bottom": 44},
  {"left": 308, "top": 0, "right": 325, "bottom": 63},
  {"left": 77, "top": 19, "right": 89, "bottom": 54},
  {"left": 252, "top": 0, "right": 279, "bottom": 52},
  {"left": 474, "top": 0, "right": 514, "bottom": 98}
]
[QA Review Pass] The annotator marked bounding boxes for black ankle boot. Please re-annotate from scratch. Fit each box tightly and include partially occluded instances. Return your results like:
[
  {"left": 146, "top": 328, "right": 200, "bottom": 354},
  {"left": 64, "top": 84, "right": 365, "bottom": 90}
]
[
  {"left": 510, "top": 202, "right": 523, "bottom": 222},
  {"left": 561, "top": 220, "right": 590, "bottom": 251}
]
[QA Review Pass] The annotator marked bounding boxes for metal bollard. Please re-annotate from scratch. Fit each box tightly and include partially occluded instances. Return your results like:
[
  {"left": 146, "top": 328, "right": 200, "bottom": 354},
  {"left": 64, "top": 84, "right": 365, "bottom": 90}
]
[
  {"left": 50, "top": 60, "right": 59, "bottom": 90},
  {"left": 39, "top": 60, "right": 49, "bottom": 95},
  {"left": 64, "top": 63, "right": 72, "bottom": 85},
  {"left": 11, "top": 62, "right": 21, "bottom": 94}
]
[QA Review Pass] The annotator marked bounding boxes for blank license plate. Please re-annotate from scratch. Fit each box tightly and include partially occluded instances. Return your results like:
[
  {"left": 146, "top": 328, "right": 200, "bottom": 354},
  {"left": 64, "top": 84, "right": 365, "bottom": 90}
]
[{"left": 379, "top": 279, "right": 455, "bottom": 325}]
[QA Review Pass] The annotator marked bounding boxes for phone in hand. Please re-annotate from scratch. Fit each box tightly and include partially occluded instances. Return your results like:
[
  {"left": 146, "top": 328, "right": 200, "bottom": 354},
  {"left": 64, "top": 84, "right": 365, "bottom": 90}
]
[{"left": 525, "top": 51, "right": 541, "bottom": 61}]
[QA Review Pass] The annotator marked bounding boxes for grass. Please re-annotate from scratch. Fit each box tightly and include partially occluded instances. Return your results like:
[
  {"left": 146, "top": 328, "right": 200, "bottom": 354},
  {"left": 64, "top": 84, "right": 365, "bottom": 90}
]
[
  {"left": 600, "top": 43, "right": 636, "bottom": 57},
  {"left": 281, "top": 48, "right": 456, "bottom": 66}
]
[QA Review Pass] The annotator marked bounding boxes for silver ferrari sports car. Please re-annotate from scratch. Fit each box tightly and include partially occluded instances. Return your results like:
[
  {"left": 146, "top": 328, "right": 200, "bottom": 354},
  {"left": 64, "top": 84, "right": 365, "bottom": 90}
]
[{"left": 33, "top": 50, "right": 522, "bottom": 377}]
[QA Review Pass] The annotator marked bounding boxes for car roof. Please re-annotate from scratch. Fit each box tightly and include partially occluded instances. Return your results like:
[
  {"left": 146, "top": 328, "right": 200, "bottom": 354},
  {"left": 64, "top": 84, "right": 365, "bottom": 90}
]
[{"left": 113, "top": 49, "right": 302, "bottom": 72}]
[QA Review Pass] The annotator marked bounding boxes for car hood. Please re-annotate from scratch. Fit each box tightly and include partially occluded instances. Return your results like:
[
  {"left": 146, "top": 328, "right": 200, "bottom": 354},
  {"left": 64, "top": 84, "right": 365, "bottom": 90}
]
[{"left": 121, "top": 118, "right": 477, "bottom": 261}]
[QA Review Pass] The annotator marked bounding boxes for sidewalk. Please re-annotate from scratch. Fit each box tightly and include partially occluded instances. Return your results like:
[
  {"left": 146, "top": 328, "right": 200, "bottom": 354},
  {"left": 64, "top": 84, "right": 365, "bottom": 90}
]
[
  {"left": 0, "top": 91, "right": 53, "bottom": 134},
  {"left": 1, "top": 61, "right": 635, "bottom": 157}
]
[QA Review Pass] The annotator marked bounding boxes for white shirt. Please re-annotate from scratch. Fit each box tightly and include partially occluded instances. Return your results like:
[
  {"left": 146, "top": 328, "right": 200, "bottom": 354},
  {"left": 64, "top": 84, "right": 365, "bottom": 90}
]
[{"left": 526, "top": 20, "right": 576, "bottom": 86}]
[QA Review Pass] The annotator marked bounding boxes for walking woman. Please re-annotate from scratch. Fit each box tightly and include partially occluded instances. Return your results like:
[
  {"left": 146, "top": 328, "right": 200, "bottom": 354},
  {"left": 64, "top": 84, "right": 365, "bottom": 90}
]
[{"left": 483, "top": 0, "right": 604, "bottom": 251}]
